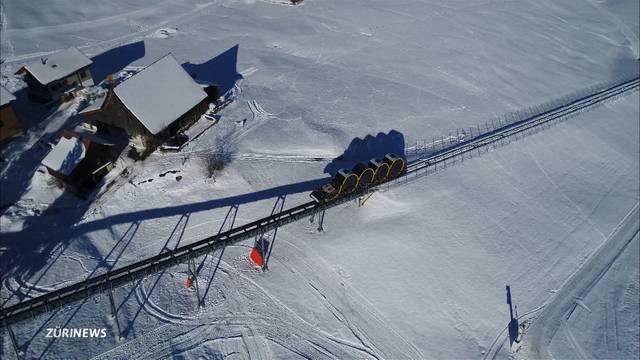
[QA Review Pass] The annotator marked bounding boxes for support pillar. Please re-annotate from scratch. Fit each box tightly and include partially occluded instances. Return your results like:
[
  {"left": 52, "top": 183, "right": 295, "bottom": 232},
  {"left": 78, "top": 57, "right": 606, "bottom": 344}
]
[
  {"left": 317, "top": 209, "right": 325, "bottom": 232},
  {"left": 358, "top": 190, "right": 375, "bottom": 207},
  {"left": 6, "top": 323, "right": 21, "bottom": 360},
  {"left": 108, "top": 285, "right": 122, "bottom": 341},
  {"left": 263, "top": 196, "right": 286, "bottom": 271},
  {"left": 188, "top": 258, "right": 201, "bottom": 308}
]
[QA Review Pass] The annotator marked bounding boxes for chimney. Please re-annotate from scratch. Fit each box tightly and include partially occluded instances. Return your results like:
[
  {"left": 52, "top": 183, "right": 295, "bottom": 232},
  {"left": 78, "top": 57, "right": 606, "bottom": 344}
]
[{"left": 106, "top": 74, "right": 114, "bottom": 90}]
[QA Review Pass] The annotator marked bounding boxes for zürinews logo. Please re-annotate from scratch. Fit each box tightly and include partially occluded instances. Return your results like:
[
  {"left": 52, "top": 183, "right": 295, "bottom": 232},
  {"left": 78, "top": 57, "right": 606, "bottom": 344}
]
[{"left": 45, "top": 328, "right": 108, "bottom": 338}]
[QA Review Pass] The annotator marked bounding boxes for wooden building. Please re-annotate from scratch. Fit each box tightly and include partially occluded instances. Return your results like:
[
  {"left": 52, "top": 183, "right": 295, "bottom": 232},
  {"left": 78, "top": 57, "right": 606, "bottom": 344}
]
[
  {"left": 0, "top": 86, "right": 23, "bottom": 141},
  {"left": 41, "top": 130, "right": 115, "bottom": 191},
  {"left": 81, "top": 54, "right": 209, "bottom": 148},
  {"left": 15, "top": 47, "right": 93, "bottom": 101}
]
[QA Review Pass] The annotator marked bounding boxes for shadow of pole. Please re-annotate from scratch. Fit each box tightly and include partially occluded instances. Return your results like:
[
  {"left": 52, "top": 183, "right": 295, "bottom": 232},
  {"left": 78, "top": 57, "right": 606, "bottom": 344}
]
[
  {"left": 262, "top": 195, "right": 286, "bottom": 270},
  {"left": 199, "top": 204, "right": 239, "bottom": 306},
  {"left": 123, "top": 213, "right": 191, "bottom": 337}
]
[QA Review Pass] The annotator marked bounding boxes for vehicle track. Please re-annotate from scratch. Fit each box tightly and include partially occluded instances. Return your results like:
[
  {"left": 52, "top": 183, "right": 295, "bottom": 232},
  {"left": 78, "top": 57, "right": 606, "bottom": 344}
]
[{"left": 483, "top": 202, "right": 640, "bottom": 359}]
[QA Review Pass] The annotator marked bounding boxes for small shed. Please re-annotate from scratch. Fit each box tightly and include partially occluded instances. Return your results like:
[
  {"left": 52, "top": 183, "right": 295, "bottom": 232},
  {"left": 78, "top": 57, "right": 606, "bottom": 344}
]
[
  {"left": 81, "top": 54, "right": 209, "bottom": 148},
  {"left": 41, "top": 130, "right": 115, "bottom": 190},
  {"left": 15, "top": 47, "right": 93, "bottom": 101},
  {"left": 0, "top": 86, "right": 23, "bottom": 141}
]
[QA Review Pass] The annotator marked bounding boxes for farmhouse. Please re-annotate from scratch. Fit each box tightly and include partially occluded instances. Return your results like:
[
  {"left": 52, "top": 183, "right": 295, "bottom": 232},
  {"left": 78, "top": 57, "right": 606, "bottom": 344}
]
[
  {"left": 80, "top": 54, "right": 209, "bottom": 148},
  {"left": 15, "top": 47, "right": 93, "bottom": 101},
  {"left": 0, "top": 86, "right": 23, "bottom": 141},
  {"left": 41, "top": 130, "right": 115, "bottom": 191}
]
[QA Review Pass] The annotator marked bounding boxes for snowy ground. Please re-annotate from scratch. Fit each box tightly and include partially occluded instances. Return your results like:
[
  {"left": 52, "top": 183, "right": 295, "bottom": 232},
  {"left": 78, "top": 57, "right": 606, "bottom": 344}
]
[{"left": 1, "top": 0, "right": 639, "bottom": 359}]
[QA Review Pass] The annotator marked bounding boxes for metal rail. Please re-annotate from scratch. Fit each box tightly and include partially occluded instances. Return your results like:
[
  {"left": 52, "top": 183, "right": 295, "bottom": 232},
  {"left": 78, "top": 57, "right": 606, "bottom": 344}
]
[
  {"left": 1, "top": 76, "right": 638, "bottom": 326},
  {"left": 406, "top": 76, "right": 639, "bottom": 173}
]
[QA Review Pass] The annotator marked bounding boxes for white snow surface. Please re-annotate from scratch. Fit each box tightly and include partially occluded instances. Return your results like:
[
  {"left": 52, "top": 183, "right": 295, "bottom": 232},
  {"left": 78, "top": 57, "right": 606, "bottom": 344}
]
[
  {"left": 0, "top": 0, "right": 638, "bottom": 359},
  {"left": 19, "top": 47, "right": 92, "bottom": 85},
  {"left": 40, "top": 135, "right": 86, "bottom": 176},
  {"left": 113, "top": 54, "right": 208, "bottom": 135}
]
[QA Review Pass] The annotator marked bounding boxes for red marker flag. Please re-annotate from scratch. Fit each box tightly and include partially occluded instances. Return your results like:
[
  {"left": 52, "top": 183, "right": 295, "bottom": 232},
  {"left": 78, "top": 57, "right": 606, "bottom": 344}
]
[{"left": 250, "top": 247, "right": 264, "bottom": 267}]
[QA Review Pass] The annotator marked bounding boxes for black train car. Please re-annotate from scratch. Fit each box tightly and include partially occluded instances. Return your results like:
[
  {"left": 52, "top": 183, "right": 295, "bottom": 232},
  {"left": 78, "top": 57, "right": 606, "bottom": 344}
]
[{"left": 311, "top": 153, "right": 406, "bottom": 203}]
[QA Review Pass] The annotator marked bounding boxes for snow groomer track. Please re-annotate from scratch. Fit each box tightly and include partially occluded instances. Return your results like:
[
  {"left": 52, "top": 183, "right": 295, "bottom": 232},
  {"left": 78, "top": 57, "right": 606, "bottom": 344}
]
[{"left": 1, "top": 76, "right": 638, "bottom": 327}]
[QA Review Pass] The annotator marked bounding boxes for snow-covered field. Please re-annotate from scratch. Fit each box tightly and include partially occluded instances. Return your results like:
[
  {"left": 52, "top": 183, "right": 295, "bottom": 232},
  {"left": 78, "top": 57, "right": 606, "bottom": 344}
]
[{"left": 1, "top": 0, "right": 638, "bottom": 359}]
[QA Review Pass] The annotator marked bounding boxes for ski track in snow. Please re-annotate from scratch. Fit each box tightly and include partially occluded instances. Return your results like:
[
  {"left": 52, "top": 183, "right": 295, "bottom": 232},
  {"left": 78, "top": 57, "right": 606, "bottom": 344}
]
[
  {"left": 1, "top": 1, "right": 638, "bottom": 358},
  {"left": 118, "top": 245, "right": 381, "bottom": 359},
  {"left": 1, "top": 1, "right": 221, "bottom": 64},
  {"left": 523, "top": 202, "right": 640, "bottom": 358}
]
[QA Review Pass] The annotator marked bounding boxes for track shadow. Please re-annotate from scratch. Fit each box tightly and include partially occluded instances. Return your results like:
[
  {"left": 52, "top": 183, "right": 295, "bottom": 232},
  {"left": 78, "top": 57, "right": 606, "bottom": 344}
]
[
  {"left": 0, "top": 176, "right": 327, "bottom": 292},
  {"left": 90, "top": 41, "right": 146, "bottom": 84},
  {"left": 0, "top": 190, "right": 94, "bottom": 295},
  {"left": 2, "top": 176, "right": 328, "bottom": 244},
  {"left": 324, "top": 129, "right": 406, "bottom": 175},
  {"left": 182, "top": 44, "right": 243, "bottom": 96}
]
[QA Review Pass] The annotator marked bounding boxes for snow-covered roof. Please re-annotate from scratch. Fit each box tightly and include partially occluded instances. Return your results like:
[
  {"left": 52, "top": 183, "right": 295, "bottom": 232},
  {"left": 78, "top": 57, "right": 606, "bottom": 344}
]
[
  {"left": 1, "top": 86, "right": 16, "bottom": 106},
  {"left": 79, "top": 95, "right": 106, "bottom": 114},
  {"left": 20, "top": 48, "right": 92, "bottom": 85},
  {"left": 41, "top": 136, "right": 87, "bottom": 176},
  {"left": 113, "top": 54, "right": 208, "bottom": 135}
]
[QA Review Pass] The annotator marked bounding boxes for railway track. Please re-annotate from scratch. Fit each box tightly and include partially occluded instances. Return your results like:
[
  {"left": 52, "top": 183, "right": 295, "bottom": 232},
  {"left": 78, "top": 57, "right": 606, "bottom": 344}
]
[{"left": 1, "top": 76, "right": 638, "bottom": 326}]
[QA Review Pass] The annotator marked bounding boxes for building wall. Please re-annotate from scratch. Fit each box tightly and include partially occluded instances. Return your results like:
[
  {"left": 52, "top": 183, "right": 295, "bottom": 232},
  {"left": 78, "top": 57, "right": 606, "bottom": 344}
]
[
  {"left": 83, "top": 90, "right": 209, "bottom": 148},
  {"left": 0, "top": 104, "right": 24, "bottom": 141},
  {"left": 155, "top": 98, "right": 209, "bottom": 141},
  {"left": 83, "top": 90, "right": 155, "bottom": 146},
  {"left": 24, "top": 66, "right": 93, "bottom": 101}
]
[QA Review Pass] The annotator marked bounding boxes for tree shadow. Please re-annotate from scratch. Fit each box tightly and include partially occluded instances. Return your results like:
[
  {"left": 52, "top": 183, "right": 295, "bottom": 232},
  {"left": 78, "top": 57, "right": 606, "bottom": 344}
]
[
  {"left": 182, "top": 44, "right": 243, "bottom": 97},
  {"left": 90, "top": 41, "right": 146, "bottom": 84},
  {"left": 324, "top": 129, "right": 406, "bottom": 175}
]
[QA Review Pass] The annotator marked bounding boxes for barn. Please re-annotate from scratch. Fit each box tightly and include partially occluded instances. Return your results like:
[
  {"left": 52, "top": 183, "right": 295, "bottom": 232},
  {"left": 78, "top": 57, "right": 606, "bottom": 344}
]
[
  {"left": 41, "top": 130, "right": 116, "bottom": 191},
  {"left": 80, "top": 54, "right": 210, "bottom": 149},
  {"left": 0, "top": 86, "right": 23, "bottom": 142},
  {"left": 15, "top": 47, "right": 93, "bottom": 102}
]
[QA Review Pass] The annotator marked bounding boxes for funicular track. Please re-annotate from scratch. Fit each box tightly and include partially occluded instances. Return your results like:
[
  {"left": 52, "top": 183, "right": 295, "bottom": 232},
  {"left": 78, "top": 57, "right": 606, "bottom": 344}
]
[{"left": 1, "top": 76, "right": 638, "bottom": 326}]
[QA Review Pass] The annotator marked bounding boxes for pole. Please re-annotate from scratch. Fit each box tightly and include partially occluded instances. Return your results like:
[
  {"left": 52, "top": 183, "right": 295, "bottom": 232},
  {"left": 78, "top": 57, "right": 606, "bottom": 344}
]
[{"left": 506, "top": 285, "right": 514, "bottom": 320}]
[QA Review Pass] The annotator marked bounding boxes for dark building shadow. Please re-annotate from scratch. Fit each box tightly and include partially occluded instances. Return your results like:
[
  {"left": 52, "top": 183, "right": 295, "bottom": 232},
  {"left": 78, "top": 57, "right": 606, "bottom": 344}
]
[
  {"left": 90, "top": 41, "right": 146, "bottom": 84},
  {"left": 324, "top": 130, "right": 406, "bottom": 175},
  {"left": 0, "top": 107, "right": 84, "bottom": 213},
  {"left": 182, "top": 45, "right": 243, "bottom": 96}
]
